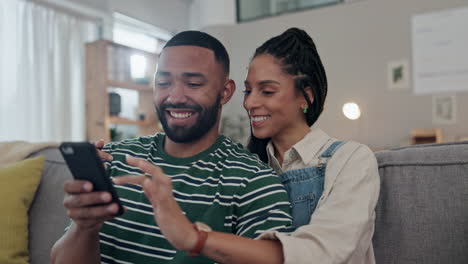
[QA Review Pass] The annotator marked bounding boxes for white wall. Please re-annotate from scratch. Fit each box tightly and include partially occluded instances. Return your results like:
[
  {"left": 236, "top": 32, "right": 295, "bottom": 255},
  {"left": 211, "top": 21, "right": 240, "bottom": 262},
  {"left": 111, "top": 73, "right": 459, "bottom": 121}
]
[
  {"left": 66, "top": 0, "right": 108, "bottom": 11},
  {"left": 35, "top": 0, "right": 191, "bottom": 33},
  {"left": 205, "top": 0, "right": 468, "bottom": 149},
  {"left": 189, "top": 0, "right": 236, "bottom": 30},
  {"left": 110, "top": 0, "right": 190, "bottom": 33}
]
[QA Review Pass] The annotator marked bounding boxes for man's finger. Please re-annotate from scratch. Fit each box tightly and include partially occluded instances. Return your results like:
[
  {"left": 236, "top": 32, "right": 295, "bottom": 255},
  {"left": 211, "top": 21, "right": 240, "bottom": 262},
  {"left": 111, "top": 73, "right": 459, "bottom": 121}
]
[
  {"left": 94, "top": 139, "right": 113, "bottom": 161},
  {"left": 97, "top": 149, "right": 113, "bottom": 161},
  {"left": 126, "top": 155, "right": 164, "bottom": 177},
  {"left": 94, "top": 139, "right": 105, "bottom": 149},
  {"left": 64, "top": 191, "right": 112, "bottom": 208},
  {"left": 113, "top": 175, "right": 147, "bottom": 185},
  {"left": 67, "top": 202, "right": 119, "bottom": 219},
  {"left": 64, "top": 180, "right": 93, "bottom": 194}
]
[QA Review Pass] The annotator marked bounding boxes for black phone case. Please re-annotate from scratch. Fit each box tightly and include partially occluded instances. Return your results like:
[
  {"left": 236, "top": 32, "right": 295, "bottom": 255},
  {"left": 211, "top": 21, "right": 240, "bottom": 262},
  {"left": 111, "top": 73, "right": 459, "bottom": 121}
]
[{"left": 59, "top": 142, "right": 124, "bottom": 216}]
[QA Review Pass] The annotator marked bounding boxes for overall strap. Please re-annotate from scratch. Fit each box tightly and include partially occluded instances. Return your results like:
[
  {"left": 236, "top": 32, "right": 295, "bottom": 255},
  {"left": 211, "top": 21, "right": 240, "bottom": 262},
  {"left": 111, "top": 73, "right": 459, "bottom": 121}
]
[{"left": 318, "top": 141, "right": 346, "bottom": 167}]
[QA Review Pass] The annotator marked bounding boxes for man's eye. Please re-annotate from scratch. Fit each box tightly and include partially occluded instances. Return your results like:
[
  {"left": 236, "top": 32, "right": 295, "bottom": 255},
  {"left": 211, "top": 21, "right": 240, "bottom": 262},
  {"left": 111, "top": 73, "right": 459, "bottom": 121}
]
[
  {"left": 188, "top": 83, "right": 202, "bottom": 87},
  {"left": 262, "top": 91, "right": 275, "bottom": 95},
  {"left": 156, "top": 81, "right": 170, "bottom": 87},
  {"left": 242, "top": 90, "right": 251, "bottom": 95}
]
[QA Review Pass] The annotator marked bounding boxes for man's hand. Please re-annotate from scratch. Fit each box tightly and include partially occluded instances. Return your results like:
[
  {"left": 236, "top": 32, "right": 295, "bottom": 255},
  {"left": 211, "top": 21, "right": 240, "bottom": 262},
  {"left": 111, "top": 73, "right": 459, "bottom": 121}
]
[
  {"left": 113, "top": 155, "right": 198, "bottom": 252},
  {"left": 94, "top": 139, "right": 113, "bottom": 162},
  {"left": 63, "top": 180, "right": 120, "bottom": 232}
]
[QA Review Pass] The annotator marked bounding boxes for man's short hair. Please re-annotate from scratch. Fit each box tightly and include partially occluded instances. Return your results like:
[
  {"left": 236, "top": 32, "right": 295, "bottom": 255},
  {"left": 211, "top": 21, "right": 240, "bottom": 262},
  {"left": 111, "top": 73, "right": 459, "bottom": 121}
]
[{"left": 162, "top": 30, "right": 230, "bottom": 75}]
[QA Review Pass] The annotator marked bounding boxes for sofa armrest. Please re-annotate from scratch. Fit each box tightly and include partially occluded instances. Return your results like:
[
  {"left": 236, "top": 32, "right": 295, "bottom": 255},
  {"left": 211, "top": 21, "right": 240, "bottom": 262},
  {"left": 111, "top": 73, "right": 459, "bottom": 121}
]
[
  {"left": 28, "top": 148, "right": 72, "bottom": 264},
  {"left": 373, "top": 141, "right": 468, "bottom": 264}
]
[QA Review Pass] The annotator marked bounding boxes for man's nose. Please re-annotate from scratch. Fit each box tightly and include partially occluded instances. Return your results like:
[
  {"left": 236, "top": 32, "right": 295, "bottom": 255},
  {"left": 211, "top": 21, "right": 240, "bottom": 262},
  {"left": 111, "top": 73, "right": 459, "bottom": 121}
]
[{"left": 166, "top": 82, "right": 187, "bottom": 104}]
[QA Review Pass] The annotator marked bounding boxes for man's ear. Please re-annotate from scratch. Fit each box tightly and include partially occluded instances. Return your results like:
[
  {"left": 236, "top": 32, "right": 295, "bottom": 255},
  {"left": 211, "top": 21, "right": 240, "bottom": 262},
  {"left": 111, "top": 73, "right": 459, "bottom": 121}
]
[{"left": 221, "top": 79, "right": 236, "bottom": 105}]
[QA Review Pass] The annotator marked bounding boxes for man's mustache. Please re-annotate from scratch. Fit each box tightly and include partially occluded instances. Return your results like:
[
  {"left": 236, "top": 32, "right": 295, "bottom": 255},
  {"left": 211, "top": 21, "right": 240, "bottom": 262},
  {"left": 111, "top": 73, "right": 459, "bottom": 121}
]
[{"left": 158, "top": 103, "right": 203, "bottom": 112}]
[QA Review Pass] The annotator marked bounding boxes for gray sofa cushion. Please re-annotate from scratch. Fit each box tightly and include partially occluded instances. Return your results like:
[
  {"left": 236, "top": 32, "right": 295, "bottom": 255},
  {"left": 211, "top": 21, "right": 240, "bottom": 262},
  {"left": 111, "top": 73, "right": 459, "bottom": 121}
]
[
  {"left": 374, "top": 141, "right": 468, "bottom": 264},
  {"left": 28, "top": 148, "right": 71, "bottom": 264}
]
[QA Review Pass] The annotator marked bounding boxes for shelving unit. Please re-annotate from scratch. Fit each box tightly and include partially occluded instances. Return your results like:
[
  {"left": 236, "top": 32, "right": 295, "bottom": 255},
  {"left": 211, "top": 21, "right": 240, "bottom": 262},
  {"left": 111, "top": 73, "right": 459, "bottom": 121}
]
[
  {"left": 85, "top": 40, "right": 161, "bottom": 143},
  {"left": 410, "top": 128, "right": 442, "bottom": 145}
]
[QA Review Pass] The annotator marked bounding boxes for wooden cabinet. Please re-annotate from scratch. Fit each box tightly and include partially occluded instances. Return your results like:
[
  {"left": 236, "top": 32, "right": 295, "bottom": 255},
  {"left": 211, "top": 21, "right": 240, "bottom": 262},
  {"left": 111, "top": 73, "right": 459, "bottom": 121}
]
[
  {"left": 85, "top": 40, "right": 161, "bottom": 142},
  {"left": 410, "top": 128, "right": 442, "bottom": 145}
]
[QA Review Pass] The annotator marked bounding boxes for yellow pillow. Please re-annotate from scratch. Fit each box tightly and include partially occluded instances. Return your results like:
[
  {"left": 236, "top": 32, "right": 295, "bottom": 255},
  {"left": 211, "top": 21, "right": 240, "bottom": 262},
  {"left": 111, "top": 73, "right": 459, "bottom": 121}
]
[{"left": 0, "top": 156, "right": 45, "bottom": 264}]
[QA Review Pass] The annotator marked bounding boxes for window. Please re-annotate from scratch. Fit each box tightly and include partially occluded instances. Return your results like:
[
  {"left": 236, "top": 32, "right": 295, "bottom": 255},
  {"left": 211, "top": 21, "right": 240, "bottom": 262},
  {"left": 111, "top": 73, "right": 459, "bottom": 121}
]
[
  {"left": 237, "top": 0, "right": 344, "bottom": 22},
  {"left": 112, "top": 12, "right": 172, "bottom": 53}
]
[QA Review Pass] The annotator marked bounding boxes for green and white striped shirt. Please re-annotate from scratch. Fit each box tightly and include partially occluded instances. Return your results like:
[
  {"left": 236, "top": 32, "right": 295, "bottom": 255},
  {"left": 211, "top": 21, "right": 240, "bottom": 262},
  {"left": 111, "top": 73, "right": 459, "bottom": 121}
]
[{"left": 99, "top": 133, "right": 292, "bottom": 264}]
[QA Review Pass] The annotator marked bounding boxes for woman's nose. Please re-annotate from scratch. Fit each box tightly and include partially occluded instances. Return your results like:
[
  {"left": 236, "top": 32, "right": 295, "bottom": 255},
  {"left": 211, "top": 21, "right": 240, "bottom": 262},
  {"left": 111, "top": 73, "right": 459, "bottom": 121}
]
[{"left": 243, "top": 92, "right": 259, "bottom": 111}]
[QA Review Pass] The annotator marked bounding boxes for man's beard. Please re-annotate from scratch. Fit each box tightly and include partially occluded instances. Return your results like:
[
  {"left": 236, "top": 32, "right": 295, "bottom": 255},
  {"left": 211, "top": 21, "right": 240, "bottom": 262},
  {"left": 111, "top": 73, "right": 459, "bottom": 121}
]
[{"left": 156, "top": 95, "right": 222, "bottom": 143}]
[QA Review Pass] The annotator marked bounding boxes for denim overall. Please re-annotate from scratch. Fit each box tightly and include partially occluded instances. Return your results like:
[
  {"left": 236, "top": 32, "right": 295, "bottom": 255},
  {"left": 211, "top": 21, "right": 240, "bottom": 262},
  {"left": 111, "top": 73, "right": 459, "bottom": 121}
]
[{"left": 279, "top": 141, "right": 346, "bottom": 228}]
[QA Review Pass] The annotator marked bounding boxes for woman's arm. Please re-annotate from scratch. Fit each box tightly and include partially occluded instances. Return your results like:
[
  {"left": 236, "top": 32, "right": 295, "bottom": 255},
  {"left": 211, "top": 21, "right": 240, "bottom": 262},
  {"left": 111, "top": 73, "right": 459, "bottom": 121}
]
[
  {"left": 201, "top": 231, "right": 284, "bottom": 264},
  {"left": 265, "top": 143, "right": 380, "bottom": 264}
]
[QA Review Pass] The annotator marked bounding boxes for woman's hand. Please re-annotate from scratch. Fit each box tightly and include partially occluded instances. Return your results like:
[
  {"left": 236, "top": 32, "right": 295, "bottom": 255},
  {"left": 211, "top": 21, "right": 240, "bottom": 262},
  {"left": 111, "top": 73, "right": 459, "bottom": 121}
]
[{"left": 113, "top": 155, "right": 198, "bottom": 252}]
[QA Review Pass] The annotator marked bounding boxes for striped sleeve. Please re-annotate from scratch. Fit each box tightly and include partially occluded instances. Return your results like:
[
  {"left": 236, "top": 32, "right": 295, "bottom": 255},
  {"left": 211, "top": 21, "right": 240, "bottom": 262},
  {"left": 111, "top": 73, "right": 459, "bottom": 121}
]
[{"left": 233, "top": 168, "right": 293, "bottom": 239}]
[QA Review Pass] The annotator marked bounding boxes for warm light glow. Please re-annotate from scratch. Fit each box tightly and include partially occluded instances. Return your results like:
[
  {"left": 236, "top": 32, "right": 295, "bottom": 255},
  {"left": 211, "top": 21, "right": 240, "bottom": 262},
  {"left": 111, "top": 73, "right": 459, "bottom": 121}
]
[
  {"left": 130, "top": 54, "right": 147, "bottom": 79},
  {"left": 342, "top": 102, "right": 361, "bottom": 120}
]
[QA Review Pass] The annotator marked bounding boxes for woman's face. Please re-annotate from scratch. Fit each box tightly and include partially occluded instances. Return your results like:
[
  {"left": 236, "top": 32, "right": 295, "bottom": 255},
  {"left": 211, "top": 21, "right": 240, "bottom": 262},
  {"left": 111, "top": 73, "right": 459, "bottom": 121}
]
[{"left": 243, "top": 54, "right": 308, "bottom": 140}]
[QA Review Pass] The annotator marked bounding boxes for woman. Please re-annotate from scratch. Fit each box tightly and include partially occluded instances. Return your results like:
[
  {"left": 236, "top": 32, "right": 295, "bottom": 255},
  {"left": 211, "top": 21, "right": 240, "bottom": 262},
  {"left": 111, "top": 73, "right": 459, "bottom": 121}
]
[
  {"left": 115, "top": 27, "right": 380, "bottom": 264},
  {"left": 242, "top": 27, "right": 380, "bottom": 263}
]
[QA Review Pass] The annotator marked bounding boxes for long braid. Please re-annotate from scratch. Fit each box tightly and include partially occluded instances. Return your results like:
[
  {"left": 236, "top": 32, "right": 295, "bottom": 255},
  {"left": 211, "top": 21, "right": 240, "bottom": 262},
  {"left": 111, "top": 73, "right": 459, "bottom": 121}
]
[{"left": 247, "top": 28, "right": 328, "bottom": 163}]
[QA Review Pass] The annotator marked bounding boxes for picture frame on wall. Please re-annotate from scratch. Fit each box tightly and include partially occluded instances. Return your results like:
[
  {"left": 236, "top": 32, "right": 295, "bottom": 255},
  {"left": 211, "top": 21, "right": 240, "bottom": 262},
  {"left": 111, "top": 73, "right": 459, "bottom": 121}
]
[
  {"left": 387, "top": 59, "right": 410, "bottom": 90},
  {"left": 432, "top": 95, "right": 456, "bottom": 124}
]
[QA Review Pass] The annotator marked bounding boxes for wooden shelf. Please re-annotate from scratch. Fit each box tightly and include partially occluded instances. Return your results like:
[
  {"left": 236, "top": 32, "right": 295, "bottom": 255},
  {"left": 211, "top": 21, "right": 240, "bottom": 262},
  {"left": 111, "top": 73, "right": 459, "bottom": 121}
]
[
  {"left": 107, "top": 80, "right": 153, "bottom": 92},
  {"left": 86, "top": 40, "right": 161, "bottom": 143},
  {"left": 106, "top": 40, "right": 158, "bottom": 58}
]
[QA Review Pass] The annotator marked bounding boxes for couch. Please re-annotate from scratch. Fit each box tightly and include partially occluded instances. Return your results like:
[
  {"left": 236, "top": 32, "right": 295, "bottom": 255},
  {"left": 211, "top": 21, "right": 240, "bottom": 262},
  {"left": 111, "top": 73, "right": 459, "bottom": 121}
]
[
  {"left": 26, "top": 141, "right": 468, "bottom": 263},
  {"left": 373, "top": 141, "right": 468, "bottom": 264},
  {"left": 28, "top": 148, "right": 71, "bottom": 264}
]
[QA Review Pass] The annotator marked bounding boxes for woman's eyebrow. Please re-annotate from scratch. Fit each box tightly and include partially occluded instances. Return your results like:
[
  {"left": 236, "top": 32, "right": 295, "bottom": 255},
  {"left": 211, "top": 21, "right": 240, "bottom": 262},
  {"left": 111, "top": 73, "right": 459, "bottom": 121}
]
[
  {"left": 244, "top": 79, "right": 280, "bottom": 87},
  {"left": 257, "top": 80, "right": 280, "bottom": 86}
]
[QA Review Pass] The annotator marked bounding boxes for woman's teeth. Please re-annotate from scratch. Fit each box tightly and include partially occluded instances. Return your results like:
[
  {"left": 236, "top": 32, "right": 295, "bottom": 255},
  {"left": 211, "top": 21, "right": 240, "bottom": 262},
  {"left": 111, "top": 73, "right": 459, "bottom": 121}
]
[
  {"left": 170, "top": 112, "right": 193, "bottom": 119},
  {"left": 252, "top": 116, "right": 269, "bottom": 122}
]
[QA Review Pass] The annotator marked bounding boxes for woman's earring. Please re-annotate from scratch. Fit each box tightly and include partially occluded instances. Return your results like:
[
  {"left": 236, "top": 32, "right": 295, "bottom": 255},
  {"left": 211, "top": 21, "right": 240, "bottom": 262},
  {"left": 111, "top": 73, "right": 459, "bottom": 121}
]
[{"left": 303, "top": 106, "right": 308, "bottom": 114}]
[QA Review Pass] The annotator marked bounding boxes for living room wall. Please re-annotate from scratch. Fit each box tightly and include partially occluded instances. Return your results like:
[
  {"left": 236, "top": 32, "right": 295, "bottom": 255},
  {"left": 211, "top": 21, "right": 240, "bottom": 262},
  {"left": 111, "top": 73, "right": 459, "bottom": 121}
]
[
  {"left": 204, "top": 0, "right": 468, "bottom": 149},
  {"left": 35, "top": 0, "right": 191, "bottom": 33}
]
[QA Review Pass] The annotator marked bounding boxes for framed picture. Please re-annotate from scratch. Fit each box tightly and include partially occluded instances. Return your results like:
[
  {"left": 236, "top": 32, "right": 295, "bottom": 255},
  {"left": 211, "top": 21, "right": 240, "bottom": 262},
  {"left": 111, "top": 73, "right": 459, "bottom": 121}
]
[
  {"left": 387, "top": 59, "right": 410, "bottom": 90},
  {"left": 432, "top": 95, "right": 456, "bottom": 124}
]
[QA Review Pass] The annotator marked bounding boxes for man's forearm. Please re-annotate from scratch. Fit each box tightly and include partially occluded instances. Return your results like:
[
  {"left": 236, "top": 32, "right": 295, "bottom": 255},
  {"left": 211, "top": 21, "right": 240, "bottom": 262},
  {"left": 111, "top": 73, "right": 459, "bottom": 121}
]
[
  {"left": 51, "top": 223, "right": 101, "bottom": 264},
  {"left": 201, "top": 231, "right": 284, "bottom": 264}
]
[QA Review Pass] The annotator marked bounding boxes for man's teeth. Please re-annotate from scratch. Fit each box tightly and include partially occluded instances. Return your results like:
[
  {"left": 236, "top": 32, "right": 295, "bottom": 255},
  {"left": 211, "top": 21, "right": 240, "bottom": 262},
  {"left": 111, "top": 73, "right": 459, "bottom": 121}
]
[
  {"left": 170, "top": 112, "right": 193, "bottom": 118},
  {"left": 252, "top": 116, "right": 269, "bottom": 122}
]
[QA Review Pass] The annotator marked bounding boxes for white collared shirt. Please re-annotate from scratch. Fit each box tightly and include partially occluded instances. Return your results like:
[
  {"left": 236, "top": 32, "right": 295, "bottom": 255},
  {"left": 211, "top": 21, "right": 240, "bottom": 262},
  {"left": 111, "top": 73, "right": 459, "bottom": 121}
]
[
  {"left": 266, "top": 128, "right": 331, "bottom": 174},
  {"left": 261, "top": 128, "right": 380, "bottom": 264}
]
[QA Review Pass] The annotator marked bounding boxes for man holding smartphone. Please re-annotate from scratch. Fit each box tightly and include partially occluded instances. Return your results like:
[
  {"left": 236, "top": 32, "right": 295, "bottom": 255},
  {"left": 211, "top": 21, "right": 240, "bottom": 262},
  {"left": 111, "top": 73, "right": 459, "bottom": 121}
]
[{"left": 51, "top": 31, "right": 292, "bottom": 264}]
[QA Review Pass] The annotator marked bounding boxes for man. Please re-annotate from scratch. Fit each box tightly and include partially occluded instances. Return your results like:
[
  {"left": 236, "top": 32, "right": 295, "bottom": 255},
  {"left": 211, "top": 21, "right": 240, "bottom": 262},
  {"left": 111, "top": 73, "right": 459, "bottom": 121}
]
[{"left": 51, "top": 31, "right": 292, "bottom": 264}]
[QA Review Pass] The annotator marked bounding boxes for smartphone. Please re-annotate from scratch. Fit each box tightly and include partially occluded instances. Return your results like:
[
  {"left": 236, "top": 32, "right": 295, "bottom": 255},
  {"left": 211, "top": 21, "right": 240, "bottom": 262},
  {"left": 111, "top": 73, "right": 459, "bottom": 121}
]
[{"left": 59, "top": 142, "right": 124, "bottom": 216}]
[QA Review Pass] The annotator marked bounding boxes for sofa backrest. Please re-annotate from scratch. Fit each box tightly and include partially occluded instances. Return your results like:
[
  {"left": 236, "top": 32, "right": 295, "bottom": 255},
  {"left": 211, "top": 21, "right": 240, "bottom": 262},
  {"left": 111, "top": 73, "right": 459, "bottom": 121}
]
[
  {"left": 374, "top": 141, "right": 468, "bottom": 264},
  {"left": 26, "top": 143, "right": 468, "bottom": 263},
  {"left": 28, "top": 148, "right": 71, "bottom": 264}
]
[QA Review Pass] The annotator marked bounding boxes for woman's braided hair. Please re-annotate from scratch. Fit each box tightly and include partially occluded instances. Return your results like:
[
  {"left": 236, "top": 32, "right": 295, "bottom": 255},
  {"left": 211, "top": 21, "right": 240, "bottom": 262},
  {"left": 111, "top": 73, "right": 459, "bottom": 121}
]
[{"left": 247, "top": 28, "right": 328, "bottom": 163}]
